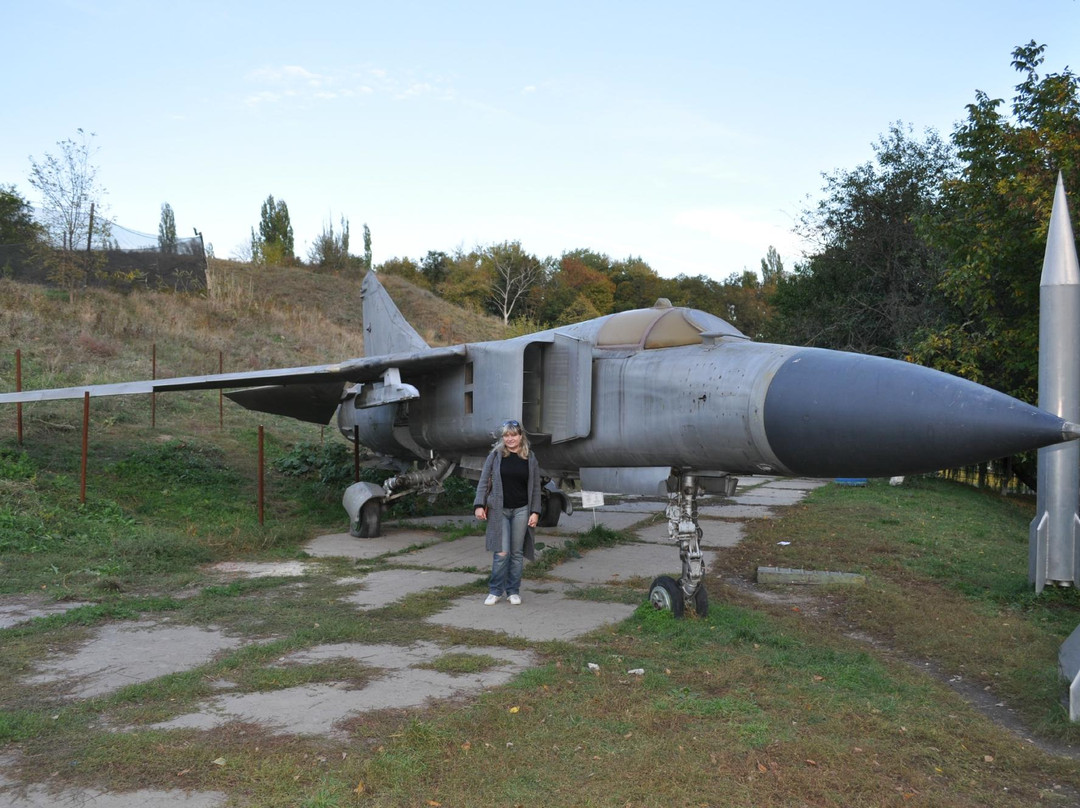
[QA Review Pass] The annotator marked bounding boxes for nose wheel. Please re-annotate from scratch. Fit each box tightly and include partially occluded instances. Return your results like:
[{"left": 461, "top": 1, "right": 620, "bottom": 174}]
[
  {"left": 649, "top": 575, "right": 685, "bottom": 617},
  {"left": 649, "top": 575, "right": 708, "bottom": 618}
]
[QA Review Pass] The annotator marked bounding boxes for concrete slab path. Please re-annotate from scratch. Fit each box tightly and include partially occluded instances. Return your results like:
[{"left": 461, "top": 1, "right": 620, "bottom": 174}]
[
  {"left": 305, "top": 529, "right": 440, "bottom": 560},
  {"left": 427, "top": 582, "right": 638, "bottom": 642},
  {"left": 25, "top": 620, "right": 247, "bottom": 700},
  {"left": 148, "top": 642, "right": 535, "bottom": 738},
  {"left": 340, "top": 568, "right": 483, "bottom": 610},
  {"left": 2, "top": 477, "right": 824, "bottom": 807}
]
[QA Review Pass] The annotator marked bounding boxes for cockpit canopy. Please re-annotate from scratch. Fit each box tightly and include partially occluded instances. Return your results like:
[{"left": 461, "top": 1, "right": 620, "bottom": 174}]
[{"left": 595, "top": 299, "right": 746, "bottom": 350}]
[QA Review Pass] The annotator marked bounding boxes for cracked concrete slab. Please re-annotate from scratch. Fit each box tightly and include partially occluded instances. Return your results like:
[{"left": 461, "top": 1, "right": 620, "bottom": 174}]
[
  {"left": 0, "top": 780, "right": 225, "bottom": 808},
  {"left": 729, "top": 488, "right": 810, "bottom": 506},
  {"left": 207, "top": 561, "right": 310, "bottom": 579},
  {"left": 427, "top": 582, "right": 638, "bottom": 642},
  {"left": 340, "top": 568, "right": 482, "bottom": 610},
  {"left": 304, "top": 529, "right": 440, "bottom": 559},
  {"left": 147, "top": 642, "right": 534, "bottom": 737},
  {"left": 550, "top": 544, "right": 717, "bottom": 586},
  {"left": 633, "top": 520, "right": 745, "bottom": 546},
  {"left": 26, "top": 620, "right": 246, "bottom": 699},
  {"left": 544, "top": 510, "right": 652, "bottom": 533},
  {"left": 0, "top": 596, "right": 90, "bottom": 629},
  {"left": 697, "top": 504, "right": 776, "bottom": 519},
  {"left": 393, "top": 535, "right": 497, "bottom": 571}
]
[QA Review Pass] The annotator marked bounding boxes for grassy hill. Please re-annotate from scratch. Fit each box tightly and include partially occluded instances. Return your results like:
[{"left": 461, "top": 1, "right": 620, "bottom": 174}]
[
  {"left": 0, "top": 262, "right": 506, "bottom": 591},
  {"left": 2, "top": 260, "right": 507, "bottom": 395}
]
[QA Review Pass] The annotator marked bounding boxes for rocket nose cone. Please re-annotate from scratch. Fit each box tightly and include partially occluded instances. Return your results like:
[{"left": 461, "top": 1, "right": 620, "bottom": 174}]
[{"left": 763, "top": 349, "right": 1074, "bottom": 478}]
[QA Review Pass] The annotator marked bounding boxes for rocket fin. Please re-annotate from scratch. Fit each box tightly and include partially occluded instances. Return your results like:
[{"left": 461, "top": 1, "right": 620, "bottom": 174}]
[{"left": 1030, "top": 511, "right": 1049, "bottom": 594}]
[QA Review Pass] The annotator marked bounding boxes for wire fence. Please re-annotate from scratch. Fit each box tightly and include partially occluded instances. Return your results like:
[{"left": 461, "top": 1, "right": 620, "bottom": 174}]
[{"left": 0, "top": 210, "right": 207, "bottom": 293}]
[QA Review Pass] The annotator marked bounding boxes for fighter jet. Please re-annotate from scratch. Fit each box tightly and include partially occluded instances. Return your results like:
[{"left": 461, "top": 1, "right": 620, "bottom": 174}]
[{"left": 3, "top": 271, "right": 1078, "bottom": 617}]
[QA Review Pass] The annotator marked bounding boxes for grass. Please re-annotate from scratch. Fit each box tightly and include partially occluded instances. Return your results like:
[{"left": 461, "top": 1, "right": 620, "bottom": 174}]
[
  {"left": 3, "top": 272, "right": 1080, "bottom": 805},
  {"left": 715, "top": 477, "right": 1080, "bottom": 740}
]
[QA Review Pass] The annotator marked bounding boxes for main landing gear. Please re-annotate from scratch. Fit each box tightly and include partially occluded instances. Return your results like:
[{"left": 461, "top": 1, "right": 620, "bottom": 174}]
[{"left": 649, "top": 471, "right": 728, "bottom": 618}]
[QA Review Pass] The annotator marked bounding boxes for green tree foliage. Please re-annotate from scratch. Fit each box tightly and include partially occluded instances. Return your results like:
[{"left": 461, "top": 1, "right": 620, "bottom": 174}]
[
  {"left": 27, "top": 128, "right": 106, "bottom": 250},
  {"left": 420, "top": 250, "right": 451, "bottom": 290},
  {"left": 537, "top": 250, "right": 616, "bottom": 325},
  {"left": 362, "top": 223, "right": 372, "bottom": 272},
  {"left": 158, "top": 202, "right": 177, "bottom": 253},
  {"left": 251, "top": 194, "right": 295, "bottom": 265},
  {"left": 719, "top": 269, "right": 778, "bottom": 340},
  {"left": 610, "top": 256, "right": 667, "bottom": 311},
  {"left": 438, "top": 248, "right": 490, "bottom": 311},
  {"left": 770, "top": 124, "right": 956, "bottom": 356},
  {"left": 375, "top": 255, "right": 422, "bottom": 284},
  {"left": 0, "top": 185, "right": 44, "bottom": 245},
  {"left": 911, "top": 42, "right": 1080, "bottom": 401},
  {"left": 308, "top": 214, "right": 351, "bottom": 269},
  {"left": 760, "top": 245, "right": 784, "bottom": 285}
]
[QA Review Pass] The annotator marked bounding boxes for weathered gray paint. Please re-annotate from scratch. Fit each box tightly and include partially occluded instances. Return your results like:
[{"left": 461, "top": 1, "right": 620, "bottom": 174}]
[{"left": 1031, "top": 174, "right": 1080, "bottom": 591}]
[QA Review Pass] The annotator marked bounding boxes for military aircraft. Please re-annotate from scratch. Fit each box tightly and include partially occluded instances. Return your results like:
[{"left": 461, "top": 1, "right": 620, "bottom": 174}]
[{"left": 3, "top": 271, "right": 1078, "bottom": 617}]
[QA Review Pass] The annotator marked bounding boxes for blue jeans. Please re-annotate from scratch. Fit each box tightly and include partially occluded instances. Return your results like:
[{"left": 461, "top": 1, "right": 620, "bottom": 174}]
[{"left": 489, "top": 505, "right": 528, "bottom": 596}]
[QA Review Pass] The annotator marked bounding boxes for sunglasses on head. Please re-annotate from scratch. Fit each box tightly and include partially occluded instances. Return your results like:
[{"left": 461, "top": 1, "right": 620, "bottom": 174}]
[{"left": 502, "top": 420, "right": 521, "bottom": 429}]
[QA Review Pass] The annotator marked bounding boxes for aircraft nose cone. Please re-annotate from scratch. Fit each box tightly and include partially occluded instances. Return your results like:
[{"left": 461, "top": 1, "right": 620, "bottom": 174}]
[{"left": 762, "top": 348, "right": 1073, "bottom": 478}]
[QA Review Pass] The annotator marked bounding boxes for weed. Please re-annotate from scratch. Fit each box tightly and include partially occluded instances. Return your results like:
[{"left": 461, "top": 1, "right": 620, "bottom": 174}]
[{"left": 418, "top": 652, "right": 503, "bottom": 675}]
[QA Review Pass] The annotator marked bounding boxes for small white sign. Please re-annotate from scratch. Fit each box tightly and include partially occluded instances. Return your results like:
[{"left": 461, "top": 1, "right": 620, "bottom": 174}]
[{"left": 580, "top": 490, "right": 605, "bottom": 509}]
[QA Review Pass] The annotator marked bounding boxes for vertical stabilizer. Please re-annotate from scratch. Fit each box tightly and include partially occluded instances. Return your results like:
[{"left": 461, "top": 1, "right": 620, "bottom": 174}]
[{"left": 361, "top": 271, "right": 430, "bottom": 357}]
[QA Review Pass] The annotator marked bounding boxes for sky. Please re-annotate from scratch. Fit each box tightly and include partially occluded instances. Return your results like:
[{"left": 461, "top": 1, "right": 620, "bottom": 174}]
[{"left": 3, "top": 1, "right": 1079, "bottom": 281}]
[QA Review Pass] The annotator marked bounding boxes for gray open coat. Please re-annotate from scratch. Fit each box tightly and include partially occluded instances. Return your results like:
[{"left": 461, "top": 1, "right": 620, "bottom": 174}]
[{"left": 473, "top": 449, "right": 542, "bottom": 561}]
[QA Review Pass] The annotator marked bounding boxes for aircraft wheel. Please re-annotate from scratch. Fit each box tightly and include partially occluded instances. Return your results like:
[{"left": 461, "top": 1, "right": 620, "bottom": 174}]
[
  {"left": 356, "top": 499, "right": 382, "bottom": 538},
  {"left": 691, "top": 584, "right": 708, "bottom": 617},
  {"left": 648, "top": 575, "right": 685, "bottom": 618},
  {"left": 538, "top": 492, "right": 563, "bottom": 527}
]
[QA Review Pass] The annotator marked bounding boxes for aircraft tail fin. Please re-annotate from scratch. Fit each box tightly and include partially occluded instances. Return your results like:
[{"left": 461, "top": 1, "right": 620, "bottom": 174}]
[{"left": 361, "top": 271, "right": 430, "bottom": 357}]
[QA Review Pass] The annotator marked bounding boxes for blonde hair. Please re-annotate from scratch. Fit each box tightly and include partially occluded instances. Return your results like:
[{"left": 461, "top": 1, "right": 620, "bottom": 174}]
[{"left": 495, "top": 421, "right": 530, "bottom": 459}]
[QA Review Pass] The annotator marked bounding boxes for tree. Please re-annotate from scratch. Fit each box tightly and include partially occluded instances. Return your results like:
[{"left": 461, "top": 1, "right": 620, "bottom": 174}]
[
  {"left": 610, "top": 257, "right": 668, "bottom": 311},
  {"left": 251, "top": 194, "right": 295, "bottom": 265},
  {"left": 362, "top": 224, "right": 372, "bottom": 272},
  {"left": 770, "top": 123, "right": 956, "bottom": 356},
  {"left": 28, "top": 128, "right": 106, "bottom": 250},
  {"left": 420, "top": 250, "right": 451, "bottom": 289},
  {"left": 0, "top": 185, "right": 44, "bottom": 245},
  {"left": 438, "top": 248, "right": 490, "bottom": 311},
  {"left": 912, "top": 42, "right": 1080, "bottom": 402},
  {"left": 482, "top": 241, "right": 545, "bottom": 324},
  {"left": 158, "top": 203, "right": 177, "bottom": 253},
  {"left": 760, "top": 245, "right": 784, "bottom": 285},
  {"left": 375, "top": 256, "right": 422, "bottom": 282},
  {"left": 308, "top": 214, "right": 351, "bottom": 269}
]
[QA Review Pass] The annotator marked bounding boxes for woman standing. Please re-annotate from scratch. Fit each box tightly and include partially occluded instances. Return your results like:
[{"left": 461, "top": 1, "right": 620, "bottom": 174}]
[{"left": 473, "top": 419, "right": 542, "bottom": 605}]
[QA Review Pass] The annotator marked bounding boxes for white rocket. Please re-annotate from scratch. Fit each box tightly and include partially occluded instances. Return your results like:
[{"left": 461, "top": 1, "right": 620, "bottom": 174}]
[{"left": 1031, "top": 173, "right": 1080, "bottom": 592}]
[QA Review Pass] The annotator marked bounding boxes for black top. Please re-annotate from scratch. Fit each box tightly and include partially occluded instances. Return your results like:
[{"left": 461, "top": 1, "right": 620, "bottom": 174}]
[{"left": 500, "top": 452, "right": 530, "bottom": 509}]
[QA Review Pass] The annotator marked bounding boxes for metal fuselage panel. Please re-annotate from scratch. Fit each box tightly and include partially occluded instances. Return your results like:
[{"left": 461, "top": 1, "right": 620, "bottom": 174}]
[
  {"left": 541, "top": 341, "right": 794, "bottom": 473},
  {"left": 337, "top": 335, "right": 796, "bottom": 477}
]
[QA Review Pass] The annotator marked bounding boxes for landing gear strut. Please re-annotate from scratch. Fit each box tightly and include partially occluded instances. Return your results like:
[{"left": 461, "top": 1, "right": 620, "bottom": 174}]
[{"left": 649, "top": 471, "right": 711, "bottom": 618}]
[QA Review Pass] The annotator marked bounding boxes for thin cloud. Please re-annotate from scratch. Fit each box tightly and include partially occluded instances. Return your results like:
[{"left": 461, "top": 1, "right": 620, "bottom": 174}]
[{"left": 245, "top": 63, "right": 453, "bottom": 106}]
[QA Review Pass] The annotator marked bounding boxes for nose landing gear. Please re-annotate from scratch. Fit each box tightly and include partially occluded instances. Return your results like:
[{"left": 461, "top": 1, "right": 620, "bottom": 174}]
[{"left": 648, "top": 471, "right": 723, "bottom": 618}]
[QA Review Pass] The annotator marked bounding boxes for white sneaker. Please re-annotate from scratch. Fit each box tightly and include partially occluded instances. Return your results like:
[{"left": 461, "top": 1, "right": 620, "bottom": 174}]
[
  {"left": 484, "top": 594, "right": 500, "bottom": 606},
  {"left": 508, "top": 594, "right": 522, "bottom": 605}
]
